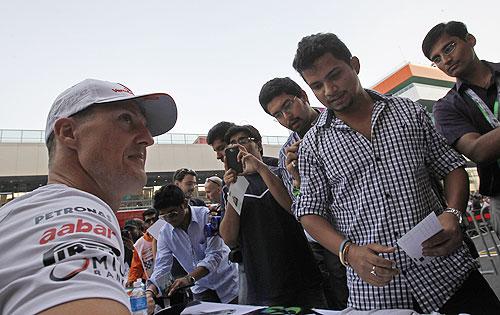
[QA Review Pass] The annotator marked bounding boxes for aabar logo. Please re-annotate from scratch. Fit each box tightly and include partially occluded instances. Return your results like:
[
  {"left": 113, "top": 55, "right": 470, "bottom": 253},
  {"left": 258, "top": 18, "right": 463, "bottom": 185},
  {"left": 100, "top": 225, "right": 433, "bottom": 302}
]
[
  {"left": 112, "top": 83, "right": 134, "bottom": 95},
  {"left": 39, "top": 218, "right": 116, "bottom": 245}
]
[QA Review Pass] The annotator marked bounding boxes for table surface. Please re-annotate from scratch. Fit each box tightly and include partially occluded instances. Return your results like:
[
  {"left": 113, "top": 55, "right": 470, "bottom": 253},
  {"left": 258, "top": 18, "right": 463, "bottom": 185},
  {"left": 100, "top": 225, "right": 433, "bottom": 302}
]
[{"left": 180, "top": 301, "right": 341, "bottom": 315}]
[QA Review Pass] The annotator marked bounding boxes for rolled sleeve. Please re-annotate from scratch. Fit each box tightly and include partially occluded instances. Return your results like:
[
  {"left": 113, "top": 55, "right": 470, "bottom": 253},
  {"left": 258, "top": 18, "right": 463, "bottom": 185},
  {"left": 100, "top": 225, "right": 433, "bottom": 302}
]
[
  {"left": 196, "top": 235, "right": 223, "bottom": 274},
  {"left": 294, "top": 132, "right": 331, "bottom": 220},
  {"left": 149, "top": 230, "right": 173, "bottom": 292},
  {"left": 419, "top": 106, "right": 466, "bottom": 179}
]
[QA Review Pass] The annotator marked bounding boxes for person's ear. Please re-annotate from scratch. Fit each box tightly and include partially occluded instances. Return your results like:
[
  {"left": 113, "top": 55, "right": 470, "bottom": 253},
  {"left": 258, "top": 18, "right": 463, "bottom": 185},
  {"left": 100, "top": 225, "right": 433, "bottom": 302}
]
[
  {"left": 350, "top": 56, "right": 360, "bottom": 74},
  {"left": 53, "top": 118, "right": 78, "bottom": 149},
  {"left": 465, "top": 33, "right": 476, "bottom": 48},
  {"left": 300, "top": 90, "right": 310, "bottom": 105}
]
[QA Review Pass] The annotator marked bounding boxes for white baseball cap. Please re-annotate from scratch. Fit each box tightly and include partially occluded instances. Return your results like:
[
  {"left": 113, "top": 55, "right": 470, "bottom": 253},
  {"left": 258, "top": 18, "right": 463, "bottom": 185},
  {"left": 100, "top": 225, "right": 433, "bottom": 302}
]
[{"left": 45, "top": 78, "right": 177, "bottom": 143}]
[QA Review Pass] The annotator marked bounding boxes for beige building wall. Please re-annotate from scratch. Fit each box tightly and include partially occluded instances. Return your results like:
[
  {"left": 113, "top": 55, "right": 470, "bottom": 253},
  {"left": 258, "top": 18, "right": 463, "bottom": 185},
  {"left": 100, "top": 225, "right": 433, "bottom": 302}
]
[{"left": 0, "top": 143, "right": 282, "bottom": 176}]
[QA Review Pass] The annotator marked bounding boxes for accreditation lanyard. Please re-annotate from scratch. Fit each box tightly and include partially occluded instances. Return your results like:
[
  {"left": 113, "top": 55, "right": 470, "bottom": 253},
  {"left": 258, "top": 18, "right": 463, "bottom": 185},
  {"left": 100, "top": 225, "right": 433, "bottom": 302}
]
[
  {"left": 464, "top": 77, "right": 500, "bottom": 167},
  {"left": 464, "top": 78, "right": 500, "bottom": 128}
]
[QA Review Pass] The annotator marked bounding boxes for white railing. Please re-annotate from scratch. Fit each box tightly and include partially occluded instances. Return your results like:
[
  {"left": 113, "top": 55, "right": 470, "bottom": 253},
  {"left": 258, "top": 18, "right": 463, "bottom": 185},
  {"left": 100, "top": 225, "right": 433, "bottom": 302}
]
[{"left": 0, "top": 129, "right": 289, "bottom": 145}]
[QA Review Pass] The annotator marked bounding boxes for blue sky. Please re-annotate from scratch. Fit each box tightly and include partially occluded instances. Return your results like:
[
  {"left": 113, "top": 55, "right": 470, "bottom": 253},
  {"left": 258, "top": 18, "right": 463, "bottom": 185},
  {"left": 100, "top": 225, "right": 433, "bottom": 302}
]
[{"left": 1, "top": 1, "right": 498, "bottom": 137}]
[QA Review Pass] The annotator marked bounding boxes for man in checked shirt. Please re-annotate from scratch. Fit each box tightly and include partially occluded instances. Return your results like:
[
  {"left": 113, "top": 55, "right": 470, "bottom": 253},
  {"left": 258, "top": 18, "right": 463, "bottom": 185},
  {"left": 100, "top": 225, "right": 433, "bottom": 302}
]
[{"left": 292, "top": 33, "right": 500, "bottom": 314}]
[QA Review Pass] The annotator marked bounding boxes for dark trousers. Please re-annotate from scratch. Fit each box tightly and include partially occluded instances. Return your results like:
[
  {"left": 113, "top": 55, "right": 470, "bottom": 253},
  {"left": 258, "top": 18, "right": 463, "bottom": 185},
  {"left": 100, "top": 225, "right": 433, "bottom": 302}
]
[
  {"left": 260, "top": 285, "right": 328, "bottom": 309},
  {"left": 413, "top": 269, "right": 500, "bottom": 315},
  {"left": 310, "top": 242, "right": 348, "bottom": 310}
]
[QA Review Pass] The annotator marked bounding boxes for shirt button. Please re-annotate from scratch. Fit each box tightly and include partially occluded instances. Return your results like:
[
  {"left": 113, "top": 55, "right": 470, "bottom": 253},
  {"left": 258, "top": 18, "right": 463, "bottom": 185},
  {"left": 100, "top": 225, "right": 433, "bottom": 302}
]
[
  {"left": 394, "top": 231, "right": 399, "bottom": 237},
  {"left": 375, "top": 156, "right": 382, "bottom": 162},
  {"left": 385, "top": 193, "right": 392, "bottom": 199}
]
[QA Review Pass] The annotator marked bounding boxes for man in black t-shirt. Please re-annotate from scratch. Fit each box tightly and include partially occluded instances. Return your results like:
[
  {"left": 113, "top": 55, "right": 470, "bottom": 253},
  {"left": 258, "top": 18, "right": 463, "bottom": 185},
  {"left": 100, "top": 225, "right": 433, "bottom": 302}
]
[
  {"left": 219, "top": 124, "right": 325, "bottom": 308},
  {"left": 422, "top": 21, "right": 500, "bottom": 237}
]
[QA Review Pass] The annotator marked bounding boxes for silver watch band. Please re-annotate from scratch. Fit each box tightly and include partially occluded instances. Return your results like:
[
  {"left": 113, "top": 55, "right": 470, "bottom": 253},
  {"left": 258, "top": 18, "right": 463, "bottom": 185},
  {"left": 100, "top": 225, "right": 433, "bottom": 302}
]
[{"left": 444, "top": 207, "right": 463, "bottom": 224}]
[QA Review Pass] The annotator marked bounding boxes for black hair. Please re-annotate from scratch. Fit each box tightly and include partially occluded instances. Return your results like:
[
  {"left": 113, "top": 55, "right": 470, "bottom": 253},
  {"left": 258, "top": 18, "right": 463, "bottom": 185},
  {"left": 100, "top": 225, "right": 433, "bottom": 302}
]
[
  {"left": 207, "top": 121, "right": 236, "bottom": 145},
  {"left": 259, "top": 77, "right": 303, "bottom": 114},
  {"left": 293, "top": 33, "right": 352, "bottom": 74},
  {"left": 422, "top": 21, "right": 468, "bottom": 60},
  {"left": 124, "top": 219, "right": 141, "bottom": 230},
  {"left": 142, "top": 208, "right": 158, "bottom": 220},
  {"left": 173, "top": 168, "right": 197, "bottom": 182},
  {"left": 154, "top": 184, "right": 186, "bottom": 209},
  {"left": 224, "top": 124, "right": 263, "bottom": 156}
]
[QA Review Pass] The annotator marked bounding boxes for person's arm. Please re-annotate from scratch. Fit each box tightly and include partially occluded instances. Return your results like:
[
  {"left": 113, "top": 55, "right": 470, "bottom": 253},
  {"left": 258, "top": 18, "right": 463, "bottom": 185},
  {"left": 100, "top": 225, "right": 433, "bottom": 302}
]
[
  {"left": 419, "top": 103, "right": 470, "bottom": 256},
  {"left": 126, "top": 247, "right": 144, "bottom": 287},
  {"left": 301, "top": 215, "right": 398, "bottom": 287},
  {"left": 167, "top": 266, "right": 208, "bottom": 296},
  {"left": 255, "top": 161, "right": 292, "bottom": 212},
  {"left": 147, "top": 231, "right": 173, "bottom": 294},
  {"left": 455, "top": 128, "right": 500, "bottom": 163},
  {"left": 168, "top": 230, "right": 226, "bottom": 295},
  {"left": 152, "top": 238, "right": 157, "bottom": 264},
  {"left": 238, "top": 145, "right": 292, "bottom": 212},
  {"left": 219, "top": 169, "right": 240, "bottom": 248},
  {"left": 422, "top": 167, "right": 469, "bottom": 256},
  {"left": 40, "top": 299, "right": 130, "bottom": 315},
  {"left": 285, "top": 140, "right": 302, "bottom": 188}
]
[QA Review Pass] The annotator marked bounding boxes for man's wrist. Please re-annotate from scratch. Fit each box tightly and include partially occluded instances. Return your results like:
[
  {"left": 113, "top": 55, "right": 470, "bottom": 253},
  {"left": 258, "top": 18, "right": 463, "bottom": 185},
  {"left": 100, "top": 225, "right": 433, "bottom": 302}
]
[
  {"left": 184, "top": 275, "right": 196, "bottom": 284},
  {"left": 443, "top": 207, "right": 463, "bottom": 225}
]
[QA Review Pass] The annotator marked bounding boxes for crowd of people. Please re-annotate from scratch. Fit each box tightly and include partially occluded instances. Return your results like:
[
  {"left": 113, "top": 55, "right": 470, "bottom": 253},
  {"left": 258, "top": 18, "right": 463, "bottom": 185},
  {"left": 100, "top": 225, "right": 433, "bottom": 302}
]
[{"left": 0, "top": 20, "right": 499, "bottom": 315}]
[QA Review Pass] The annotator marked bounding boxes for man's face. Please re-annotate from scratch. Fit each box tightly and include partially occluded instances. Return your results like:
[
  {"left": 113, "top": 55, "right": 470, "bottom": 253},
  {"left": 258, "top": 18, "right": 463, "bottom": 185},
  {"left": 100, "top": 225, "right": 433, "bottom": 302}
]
[
  {"left": 428, "top": 33, "right": 476, "bottom": 78},
  {"left": 204, "top": 181, "right": 221, "bottom": 203},
  {"left": 211, "top": 138, "right": 227, "bottom": 162},
  {"left": 158, "top": 203, "right": 187, "bottom": 228},
  {"left": 229, "top": 131, "right": 262, "bottom": 159},
  {"left": 143, "top": 213, "right": 157, "bottom": 230},
  {"left": 72, "top": 101, "right": 154, "bottom": 197},
  {"left": 175, "top": 174, "right": 197, "bottom": 198},
  {"left": 267, "top": 93, "right": 311, "bottom": 134},
  {"left": 124, "top": 225, "right": 142, "bottom": 243},
  {"left": 302, "top": 53, "right": 361, "bottom": 113}
]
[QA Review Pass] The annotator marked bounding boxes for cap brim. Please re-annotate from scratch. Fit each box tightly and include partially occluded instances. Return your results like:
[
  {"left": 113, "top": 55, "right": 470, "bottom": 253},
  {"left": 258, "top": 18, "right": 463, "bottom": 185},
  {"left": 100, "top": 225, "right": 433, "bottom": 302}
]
[{"left": 96, "top": 93, "right": 177, "bottom": 137}]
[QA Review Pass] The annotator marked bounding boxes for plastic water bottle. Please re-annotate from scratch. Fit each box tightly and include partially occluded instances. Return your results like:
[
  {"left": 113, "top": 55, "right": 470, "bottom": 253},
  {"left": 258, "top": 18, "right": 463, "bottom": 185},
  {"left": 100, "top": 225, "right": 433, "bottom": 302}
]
[{"left": 130, "top": 279, "right": 148, "bottom": 315}]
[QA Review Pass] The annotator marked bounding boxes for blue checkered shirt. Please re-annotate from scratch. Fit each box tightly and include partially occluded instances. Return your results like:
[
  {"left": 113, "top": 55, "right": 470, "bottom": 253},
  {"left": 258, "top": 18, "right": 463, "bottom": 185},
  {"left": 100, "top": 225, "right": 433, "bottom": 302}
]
[{"left": 294, "top": 90, "right": 479, "bottom": 312}]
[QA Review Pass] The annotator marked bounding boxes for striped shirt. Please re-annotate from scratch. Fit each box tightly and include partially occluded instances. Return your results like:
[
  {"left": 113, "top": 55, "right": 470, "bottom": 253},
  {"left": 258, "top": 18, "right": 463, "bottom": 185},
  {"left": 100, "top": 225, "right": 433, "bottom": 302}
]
[{"left": 294, "top": 90, "right": 479, "bottom": 312}]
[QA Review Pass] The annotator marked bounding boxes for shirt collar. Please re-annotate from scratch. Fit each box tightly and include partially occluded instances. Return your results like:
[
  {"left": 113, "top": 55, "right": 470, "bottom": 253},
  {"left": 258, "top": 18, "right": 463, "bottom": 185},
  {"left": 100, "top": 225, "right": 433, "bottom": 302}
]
[{"left": 317, "top": 89, "right": 387, "bottom": 128}]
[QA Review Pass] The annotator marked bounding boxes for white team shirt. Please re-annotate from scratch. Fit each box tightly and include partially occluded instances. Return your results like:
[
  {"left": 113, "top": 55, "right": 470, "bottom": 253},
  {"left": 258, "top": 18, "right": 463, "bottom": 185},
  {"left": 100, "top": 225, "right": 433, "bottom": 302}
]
[{"left": 0, "top": 184, "right": 130, "bottom": 314}]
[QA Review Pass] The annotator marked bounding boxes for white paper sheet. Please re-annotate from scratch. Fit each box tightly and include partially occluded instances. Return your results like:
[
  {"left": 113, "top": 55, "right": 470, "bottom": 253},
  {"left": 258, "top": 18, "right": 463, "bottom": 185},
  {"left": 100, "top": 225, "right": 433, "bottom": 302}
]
[
  {"left": 227, "top": 176, "right": 249, "bottom": 215},
  {"left": 397, "top": 211, "right": 443, "bottom": 265}
]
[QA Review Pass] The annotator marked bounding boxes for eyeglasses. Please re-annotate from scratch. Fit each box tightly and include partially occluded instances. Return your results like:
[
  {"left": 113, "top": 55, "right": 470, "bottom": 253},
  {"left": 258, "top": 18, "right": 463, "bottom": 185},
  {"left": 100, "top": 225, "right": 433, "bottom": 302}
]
[
  {"left": 229, "top": 136, "right": 257, "bottom": 145},
  {"left": 431, "top": 41, "right": 456, "bottom": 65},
  {"left": 159, "top": 210, "right": 180, "bottom": 221},
  {"left": 144, "top": 218, "right": 157, "bottom": 224},
  {"left": 272, "top": 96, "right": 297, "bottom": 121}
]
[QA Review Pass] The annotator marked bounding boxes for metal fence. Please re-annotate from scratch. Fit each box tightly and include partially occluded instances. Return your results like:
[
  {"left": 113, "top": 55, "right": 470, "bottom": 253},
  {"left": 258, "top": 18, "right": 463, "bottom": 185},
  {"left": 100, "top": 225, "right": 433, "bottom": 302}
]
[{"left": 0, "top": 129, "right": 289, "bottom": 145}]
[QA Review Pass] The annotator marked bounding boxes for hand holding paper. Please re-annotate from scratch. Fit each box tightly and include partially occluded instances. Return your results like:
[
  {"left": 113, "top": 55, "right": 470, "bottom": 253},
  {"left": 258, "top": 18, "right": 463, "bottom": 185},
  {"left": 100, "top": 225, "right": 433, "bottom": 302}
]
[{"left": 397, "top": 212, "right": 443, "bottom": 265}]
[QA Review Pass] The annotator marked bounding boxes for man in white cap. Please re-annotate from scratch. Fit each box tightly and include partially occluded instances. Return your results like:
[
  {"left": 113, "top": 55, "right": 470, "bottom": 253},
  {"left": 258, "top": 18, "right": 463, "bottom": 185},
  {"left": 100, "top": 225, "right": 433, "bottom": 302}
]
[{"left": 0, "top": 79, "right": 177, "bottom": 315}]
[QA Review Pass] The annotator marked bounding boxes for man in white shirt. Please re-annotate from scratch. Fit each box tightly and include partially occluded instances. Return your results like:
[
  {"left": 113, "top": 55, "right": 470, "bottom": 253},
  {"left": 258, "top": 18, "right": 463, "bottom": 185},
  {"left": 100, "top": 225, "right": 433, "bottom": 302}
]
[
  {"left": 0, "top": 79, "right": 177, "bottom": 315},
  {"left": 147, "top": 184, "right": 238, "bottom": 308}
]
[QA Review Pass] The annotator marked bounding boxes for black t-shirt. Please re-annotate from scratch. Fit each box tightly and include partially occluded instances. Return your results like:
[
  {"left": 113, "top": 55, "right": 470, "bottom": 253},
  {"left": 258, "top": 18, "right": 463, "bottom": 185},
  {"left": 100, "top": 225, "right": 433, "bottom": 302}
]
[
  {"left": 239, "top": 172, "right": 322, "bottom": 305},
  {"left": 433, "top": 61, "right": 500, "bottom": 196}
]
